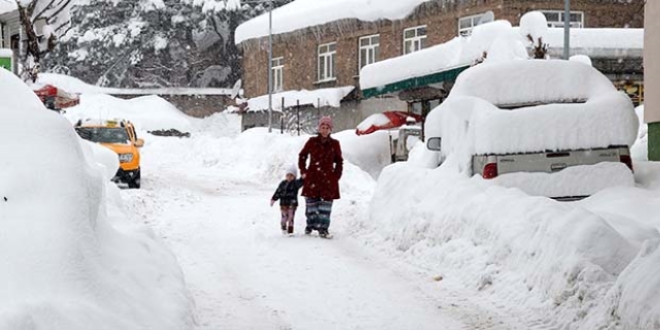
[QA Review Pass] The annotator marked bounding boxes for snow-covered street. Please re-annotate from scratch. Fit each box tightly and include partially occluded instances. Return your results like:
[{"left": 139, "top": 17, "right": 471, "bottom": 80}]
[{"left": 118, "top": 127, "right": 473, "bottom": 330}]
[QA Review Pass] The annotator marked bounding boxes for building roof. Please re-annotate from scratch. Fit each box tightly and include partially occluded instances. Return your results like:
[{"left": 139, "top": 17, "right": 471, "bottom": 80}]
[
  {"left": 244, "top": 86, "right": 355, "bottom": 112},
  {"left": 0, "top": 0, "right": 16, "bottom": 16},
  {"left": 360, "top": 21, "right": 516, "bottom": 98},
  {"left": 541, "top": 28, "right": 644, "bottom": 58},
  {"left": 235, "top": 0, "right": 432, "bottom": 44},
  {"left": 360, "top": 24, "right": 644, "bottom": 98}
]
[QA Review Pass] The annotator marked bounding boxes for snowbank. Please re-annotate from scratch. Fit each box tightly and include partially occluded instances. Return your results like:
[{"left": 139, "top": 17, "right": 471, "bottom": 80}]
[
  {"left": 243, "top": 86, "right": 354, "bottom": 112},
  {"left": 333, "top": 130, "right": 392, "bottom": 179},
  {"left": 493, "top": 162, "right": 634, "bottom": 198},
  {"left": 235, "top": 0, "right": 432, "bottom": 44},
  {"left": 65, "top": 94, "right": 196, "bottom": 132},
  {"left": 0, "top": 69, "right": 193, "bottom": 329},
  {"left": 632, "top": 105, "right": 648, "bottom": 161},
  {"left": 360, "top": 161, "right": 660, "bottom": 329}
]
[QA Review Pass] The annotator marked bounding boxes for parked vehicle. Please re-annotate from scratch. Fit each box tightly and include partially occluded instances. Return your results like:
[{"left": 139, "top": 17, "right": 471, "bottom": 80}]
[
  {"left": 34, "top": 84, "right": 80, "bottom": 112},
  {"left": 75, "top": 119, "right": 144, "bottom": 188},
  {"left": 425, "top": 60, "right": 638, "bottom": 199}
]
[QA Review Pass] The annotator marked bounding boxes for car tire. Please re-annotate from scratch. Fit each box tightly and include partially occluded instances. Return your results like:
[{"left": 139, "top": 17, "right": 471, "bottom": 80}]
[{"left": 128, "top": 170, "right": 141, "bottom": 189}]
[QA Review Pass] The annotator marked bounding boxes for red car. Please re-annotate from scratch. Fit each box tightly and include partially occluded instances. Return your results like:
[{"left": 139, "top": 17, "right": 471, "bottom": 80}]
[{"left": 33, "top": 84, "right": 80, "bottom": 111}]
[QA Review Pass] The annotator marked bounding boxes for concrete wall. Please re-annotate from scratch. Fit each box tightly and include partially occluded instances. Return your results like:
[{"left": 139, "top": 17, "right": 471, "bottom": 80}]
[
  {"left": 645, "top": 0, "right": 660, "bottom": 161},
  {"left": 111, "top": 94, "right": 232, "bottom": 118}
]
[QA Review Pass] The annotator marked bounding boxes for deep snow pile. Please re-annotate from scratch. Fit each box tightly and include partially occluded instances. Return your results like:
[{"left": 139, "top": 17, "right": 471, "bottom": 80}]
[
  {"left": 425, "top": 60, "right": 638, "bottom": 165},
  {"left": 235, "top": 0, "right": 432, "bottom": 44},
  {"left": 357, "top": 159, "right": 660, "bottom": 330},
  {"left": 632, "top": 105, "right": 648, "bottom": 161},
  {"left": 65, "top": 94, "right": 196, "bottom": 132},
  {"left": 0, "top": 69, "right": 193, "bottom": 329}
]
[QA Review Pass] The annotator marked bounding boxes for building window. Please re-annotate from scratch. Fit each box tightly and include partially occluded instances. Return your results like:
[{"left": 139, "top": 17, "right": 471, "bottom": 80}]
[
  {"left": 359, "top": 34, "right": 380, "bottom": 71},
  {"left": 271, "top": 57, "right": 283, "bottom": 92},
  {"left": 403, "top": 25, "right": 427, "bottom": 54},
  {"left": 541, "top": 10, "right": 584, "bottom": 28},
  {"left": 318, "top": 42, "right": 336, "bottom": 82},
  {"left": 458, "top": 14, "right": 486, "bottom": 37}
]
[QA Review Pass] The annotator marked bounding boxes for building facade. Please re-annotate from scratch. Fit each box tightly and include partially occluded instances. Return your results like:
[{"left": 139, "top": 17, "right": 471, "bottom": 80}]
[
  {"left": 238, "top": 0, "right": 645, "bottom": 98},
  {"left": 0, "top": 8, "right": 21, "bottom": 74},
  {"left": 645, "top": 0, "right": 659, "bottom": 161}
]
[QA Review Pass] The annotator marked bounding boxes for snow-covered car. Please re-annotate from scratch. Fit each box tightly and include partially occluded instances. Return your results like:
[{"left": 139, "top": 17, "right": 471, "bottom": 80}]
[{"left": 425, "top": 60, "right": 639, "bottom": 199}]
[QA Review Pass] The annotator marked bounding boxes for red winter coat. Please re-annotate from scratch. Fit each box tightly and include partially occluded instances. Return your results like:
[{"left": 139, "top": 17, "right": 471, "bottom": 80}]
[{"left": 298, "top": 135, "right": 343, "bottom": 200}]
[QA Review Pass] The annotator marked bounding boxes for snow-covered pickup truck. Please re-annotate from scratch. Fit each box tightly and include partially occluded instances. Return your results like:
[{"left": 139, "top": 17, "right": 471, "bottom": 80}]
[{"left": 425, "top": 60, "right": 639, "bottom": 199}]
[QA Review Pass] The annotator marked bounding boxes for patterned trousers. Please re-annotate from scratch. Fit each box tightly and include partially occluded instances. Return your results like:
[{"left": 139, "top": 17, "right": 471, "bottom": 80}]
[
  {"left": 280, "top": 206, "right": 296, "bottom": 234},
  {"left": 305, "top": 198, "right": 334, "bottom": 231}
]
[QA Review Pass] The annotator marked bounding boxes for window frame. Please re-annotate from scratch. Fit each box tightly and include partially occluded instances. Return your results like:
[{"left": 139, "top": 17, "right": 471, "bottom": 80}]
[
  {"left": 359, "top": 34, "right": 380, "bottom": 71},
  {"left": 403, "top": 25, "right": 427, "bottom": 55},
  {"left": 541, "top": 10, "right": 584, "bottom": 28},
  {"left": 271, "top": 56, "right": 284, "bottom": 93},
  {"left": 317, "top": 42, "right": 337, "bottom": 82},
  {"left": 458, "top": 14, "right": 485, "bottom": 37}
]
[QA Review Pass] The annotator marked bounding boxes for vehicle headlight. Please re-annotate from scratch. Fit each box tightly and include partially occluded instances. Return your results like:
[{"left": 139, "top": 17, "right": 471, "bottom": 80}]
[{"left": 118, "top": 153, "right": 134, "bottom": 163}]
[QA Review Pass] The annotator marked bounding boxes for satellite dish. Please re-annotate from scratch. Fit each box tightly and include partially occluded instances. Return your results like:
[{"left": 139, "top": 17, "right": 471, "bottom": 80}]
[
  {"left": 478, "top": 11, "right": 495, "bottom": 25},
  {"left": 230, "top": 79, "right": 242, "bottom": 99}
]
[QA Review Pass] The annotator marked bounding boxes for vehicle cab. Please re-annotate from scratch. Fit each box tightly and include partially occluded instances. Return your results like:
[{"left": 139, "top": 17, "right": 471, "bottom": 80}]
[{"left": 74, "top": 119, "right": 144, "bottom": 188}]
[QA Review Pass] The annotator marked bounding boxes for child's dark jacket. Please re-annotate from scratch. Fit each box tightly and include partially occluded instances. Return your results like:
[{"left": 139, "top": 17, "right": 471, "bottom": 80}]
[{"left": 272, "top": 179, "right": 304, "bottom": 207}]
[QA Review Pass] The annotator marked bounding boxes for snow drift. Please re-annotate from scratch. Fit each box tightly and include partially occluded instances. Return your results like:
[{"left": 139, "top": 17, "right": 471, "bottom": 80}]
[
  {"left": 361, "top": 161, "right": 660, "bottom": 330},
  {"left": 0, "top": 68, "right": 193, "bottom": 330}
]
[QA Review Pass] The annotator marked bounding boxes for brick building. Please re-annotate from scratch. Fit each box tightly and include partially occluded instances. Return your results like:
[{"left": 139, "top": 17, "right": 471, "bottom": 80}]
[
  {"left": 645, "top": 0, "right": 659, "bottom": 161},
  {"left": 236, "top": 0, "right": 644, "bottom": 98}
]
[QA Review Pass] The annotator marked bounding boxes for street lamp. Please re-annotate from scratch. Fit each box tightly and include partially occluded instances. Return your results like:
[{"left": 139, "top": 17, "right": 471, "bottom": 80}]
[{"left": 564, "top": 0, "right": 570, "bottom": 60}]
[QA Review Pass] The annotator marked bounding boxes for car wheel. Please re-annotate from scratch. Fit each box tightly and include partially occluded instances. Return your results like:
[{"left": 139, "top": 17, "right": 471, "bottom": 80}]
[{"left": 128, "top": 170, "right": 141, "bottom": 189}]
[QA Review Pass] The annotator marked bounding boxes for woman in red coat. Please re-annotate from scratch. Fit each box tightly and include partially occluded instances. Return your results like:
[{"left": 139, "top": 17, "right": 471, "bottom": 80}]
[{"left": 298, "top": 116, "right": 343, "bottom": 238}]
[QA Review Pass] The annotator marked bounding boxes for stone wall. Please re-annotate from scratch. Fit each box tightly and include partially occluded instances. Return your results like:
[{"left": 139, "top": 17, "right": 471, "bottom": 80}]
[
  {"left": 239, "top": 0, "right": 645, "bottom": 98},
  {"left": 111, "top": 94, "right": 232, "bottom": 118}
]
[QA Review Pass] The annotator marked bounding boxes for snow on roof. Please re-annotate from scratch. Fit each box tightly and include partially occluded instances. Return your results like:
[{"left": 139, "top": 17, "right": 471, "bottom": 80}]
[
  {"left": 0, "top": 48, "right": 13, "bottom": 57},
  {"left": 0, "top": 0, "right": 16, "bottom": 15},
  {"left": 360, "top": 20, "right": 518, "bottom": 91},
  {"left": 245, "top": 86, "right": 354, "bottom": 112},
  {"left": 235, "top": 0, "right": 432, "bottom": 44},
  {"left": 528, "top": 27, "right": 644, "bottom": 58},
  {"left": 38, "top": 73, "right": 232, "bottom": 95},
  {"left": 360, "top": 16, "right": 642, "bottom": 93}
]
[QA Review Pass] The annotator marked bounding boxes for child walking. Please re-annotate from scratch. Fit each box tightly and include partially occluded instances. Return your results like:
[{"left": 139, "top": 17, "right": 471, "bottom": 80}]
[{"left": 270, "top": 165, "right": 304, "bottom": 235}]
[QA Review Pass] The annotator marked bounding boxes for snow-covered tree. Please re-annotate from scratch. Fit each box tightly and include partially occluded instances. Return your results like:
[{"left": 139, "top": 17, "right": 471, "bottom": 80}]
[
  {"left": 45, "top": 0, "right": 293, "bottom": 88},
  {"left": 15, "top": 0, "right": 74, "bottom": 81}
]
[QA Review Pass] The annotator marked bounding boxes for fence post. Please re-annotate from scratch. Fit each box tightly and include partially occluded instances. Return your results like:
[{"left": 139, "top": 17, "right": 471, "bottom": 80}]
[
  {"left": 281, "top": 97, "right": 285, "bottom": 134},
  {"left": 317, "top": 98, "right": 321, "bottom": 121},
  {"left": 296, "top": 99, "right": 300, "bottom": 136}
]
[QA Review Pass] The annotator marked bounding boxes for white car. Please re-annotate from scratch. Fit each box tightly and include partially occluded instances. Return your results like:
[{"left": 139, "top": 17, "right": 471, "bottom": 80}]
[{"left": 425, "top": 60, "right": 639, "bottom": 199}]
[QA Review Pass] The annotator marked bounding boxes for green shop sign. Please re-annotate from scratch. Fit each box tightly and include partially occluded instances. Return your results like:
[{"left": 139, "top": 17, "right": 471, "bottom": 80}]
[{"left": 0, "top": 55, "right": 12, "bottom": 71}]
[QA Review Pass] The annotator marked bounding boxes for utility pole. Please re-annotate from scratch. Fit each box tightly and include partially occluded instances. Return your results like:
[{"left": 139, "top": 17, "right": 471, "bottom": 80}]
[
  {"left": 563, "top": 0, "right": 570, "bottom": 59},
  {"left": 267, "top": 0, "right": 273, "bottom": 132}
]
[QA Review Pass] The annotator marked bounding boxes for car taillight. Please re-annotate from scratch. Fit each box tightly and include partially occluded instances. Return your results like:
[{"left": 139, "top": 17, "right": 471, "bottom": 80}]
[
  {"left": 620, "top": 155, "right": 633, "bottom": 172},
  {"left": 483, "top": 163, "right": 498, "bottom": 179}
]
